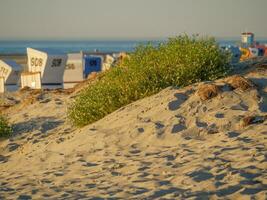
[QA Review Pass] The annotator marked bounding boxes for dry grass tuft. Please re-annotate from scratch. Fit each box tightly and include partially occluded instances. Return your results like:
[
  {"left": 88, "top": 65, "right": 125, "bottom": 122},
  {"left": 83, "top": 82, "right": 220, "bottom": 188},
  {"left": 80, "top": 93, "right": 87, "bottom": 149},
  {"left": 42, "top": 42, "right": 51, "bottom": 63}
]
[
  {"left": 87, "top": 72, "right": 98, "bottom": 80},
  {"left": 226, "top": 75, "right": 255, "bottom": 91},
  {"left": 241, "top": 115, "right": 267, "bottom": 127},
  {"left": 197, "top": 84, "right": 221, "bottom": 101},
  {"left": 241, "top": 116, "right": 255, "bottom": 127}
]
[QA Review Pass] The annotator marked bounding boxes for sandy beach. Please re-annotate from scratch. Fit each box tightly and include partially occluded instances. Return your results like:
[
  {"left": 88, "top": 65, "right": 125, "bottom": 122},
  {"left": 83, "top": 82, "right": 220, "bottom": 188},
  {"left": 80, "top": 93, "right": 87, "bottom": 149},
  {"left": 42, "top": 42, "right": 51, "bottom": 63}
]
[
  {"left": 1, "top": 0, "right": 267, "bottom": 198},
  {"left": 0, "top": 63, "right": 266, "bottom": 199}
]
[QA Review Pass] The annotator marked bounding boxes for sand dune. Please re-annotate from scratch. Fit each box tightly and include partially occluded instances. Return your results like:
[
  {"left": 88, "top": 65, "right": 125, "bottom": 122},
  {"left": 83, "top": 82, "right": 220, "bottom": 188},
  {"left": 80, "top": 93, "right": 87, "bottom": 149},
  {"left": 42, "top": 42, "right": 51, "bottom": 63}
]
[{"left": 0, "top": 67, "right": 267, "bottom": 199}]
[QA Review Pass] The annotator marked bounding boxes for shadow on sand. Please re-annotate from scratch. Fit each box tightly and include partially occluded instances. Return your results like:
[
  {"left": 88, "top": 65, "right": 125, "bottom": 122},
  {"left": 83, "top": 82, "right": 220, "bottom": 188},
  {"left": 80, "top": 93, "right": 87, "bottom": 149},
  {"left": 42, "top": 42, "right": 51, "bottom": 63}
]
[
  {"left": 12, "top": 117, "right": 64, "bottom": 136},
  {"left": 250, "top": 77, "right": 267, "bottom": 112}
]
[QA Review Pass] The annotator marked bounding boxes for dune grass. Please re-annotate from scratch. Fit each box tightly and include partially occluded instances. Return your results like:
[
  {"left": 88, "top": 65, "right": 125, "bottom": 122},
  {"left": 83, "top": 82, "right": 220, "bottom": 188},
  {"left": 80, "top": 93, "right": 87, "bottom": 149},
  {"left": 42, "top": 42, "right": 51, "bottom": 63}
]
[
  {"left": 0, "top": 115, "right": 12, "bottom": 138},
  {"left": 68, "top": 35, "right": 231, "bottom": 127}
]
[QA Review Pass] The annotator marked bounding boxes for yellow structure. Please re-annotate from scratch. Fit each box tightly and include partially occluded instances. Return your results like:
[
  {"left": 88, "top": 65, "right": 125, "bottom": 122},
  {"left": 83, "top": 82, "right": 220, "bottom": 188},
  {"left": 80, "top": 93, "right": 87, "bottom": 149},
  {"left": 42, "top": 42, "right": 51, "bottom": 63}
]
[{"left": 240, "top": 48, "right": 250, "bottom": 61}]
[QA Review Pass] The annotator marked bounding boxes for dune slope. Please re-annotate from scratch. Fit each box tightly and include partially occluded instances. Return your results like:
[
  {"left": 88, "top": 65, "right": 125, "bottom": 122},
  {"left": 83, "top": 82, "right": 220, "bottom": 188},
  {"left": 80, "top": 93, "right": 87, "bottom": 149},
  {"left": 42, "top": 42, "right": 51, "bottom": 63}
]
[{"left": 0, "top": 68, "right": 267, "bottom": 199}]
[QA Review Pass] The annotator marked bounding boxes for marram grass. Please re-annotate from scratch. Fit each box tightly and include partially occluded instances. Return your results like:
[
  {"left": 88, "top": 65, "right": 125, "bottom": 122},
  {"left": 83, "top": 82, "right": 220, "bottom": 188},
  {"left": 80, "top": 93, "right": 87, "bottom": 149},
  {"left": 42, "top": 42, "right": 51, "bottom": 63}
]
[
  {"left": 68, "top": 35, "right": 230, "bottom": 127},
  {"left": 0, "top": 115, "right": 12, "bottom": 138}
]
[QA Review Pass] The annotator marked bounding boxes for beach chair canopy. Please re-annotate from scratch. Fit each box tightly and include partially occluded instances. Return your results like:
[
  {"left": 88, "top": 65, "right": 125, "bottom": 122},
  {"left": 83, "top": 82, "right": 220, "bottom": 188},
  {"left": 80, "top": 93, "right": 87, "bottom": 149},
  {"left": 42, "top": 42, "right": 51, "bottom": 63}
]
[
  {"left": 84, "top": 55, "right": 103, "bottom": 78},
  {"left": 249, "top": 48, "right": 259, "bottom": 57},
  {"left": 64, "top": 53, "right": 84, "bottom": 83},
  {"left": 0, "top": 60, "right": 21, "bottom": 82},
  {"left": 27, "top": 48, "right": 67, "bottom": 84}
]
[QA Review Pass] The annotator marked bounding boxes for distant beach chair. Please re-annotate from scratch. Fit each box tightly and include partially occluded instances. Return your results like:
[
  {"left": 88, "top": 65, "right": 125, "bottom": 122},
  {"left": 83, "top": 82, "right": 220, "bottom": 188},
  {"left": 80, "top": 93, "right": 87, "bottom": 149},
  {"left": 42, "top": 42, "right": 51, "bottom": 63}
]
[
  {"left": 113, "top": 52, "right": 129, "bottom": 66},
  {"left": 83, "top": 53, "right": 116, "bottom": 78},
  {"left": 83, "top": 55, "right": 103, "bottom": 78},
  {"left": 0, "top": 60, "right": 21, "bottom": 93},
  {"left": 63, "top": 53, "right": 84, "bottom": 89},
  {"left": 21, "top": 71, "right": 41, "bottom": 90},
  {"left": 249, "top": 47, "right": 260, "bottom": 58},
  {"left": 221, "top": 45, "right": 241, "bottom": 63},
  {"left": 21, "top": 48, "right": 67, "bottom": 89},
  {"left": 102, "top": 55, "right": 115, "bottom": 71}
]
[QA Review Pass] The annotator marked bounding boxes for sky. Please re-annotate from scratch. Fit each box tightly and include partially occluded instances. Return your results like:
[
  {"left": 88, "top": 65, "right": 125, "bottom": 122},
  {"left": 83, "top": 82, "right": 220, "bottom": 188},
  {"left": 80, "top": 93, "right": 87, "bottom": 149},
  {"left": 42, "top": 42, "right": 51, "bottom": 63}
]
[{"left": 0, "top": 0, "right": 266, "bottom": 40}]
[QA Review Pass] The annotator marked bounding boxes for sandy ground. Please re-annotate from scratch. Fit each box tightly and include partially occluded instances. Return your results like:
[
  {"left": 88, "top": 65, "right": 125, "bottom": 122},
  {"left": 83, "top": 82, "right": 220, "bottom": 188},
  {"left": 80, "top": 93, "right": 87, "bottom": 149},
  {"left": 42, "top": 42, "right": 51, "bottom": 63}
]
[{"left": 0, "top": 66, "right": 267, "bottom": 199}]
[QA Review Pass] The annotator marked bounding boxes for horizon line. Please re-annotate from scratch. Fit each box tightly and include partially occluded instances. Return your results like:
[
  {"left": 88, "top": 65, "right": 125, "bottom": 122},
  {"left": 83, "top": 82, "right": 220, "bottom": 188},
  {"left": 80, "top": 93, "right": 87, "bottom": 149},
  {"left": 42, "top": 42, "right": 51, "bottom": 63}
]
[{"left": 0, "top": 36, "right": 267, "bottom": 42}]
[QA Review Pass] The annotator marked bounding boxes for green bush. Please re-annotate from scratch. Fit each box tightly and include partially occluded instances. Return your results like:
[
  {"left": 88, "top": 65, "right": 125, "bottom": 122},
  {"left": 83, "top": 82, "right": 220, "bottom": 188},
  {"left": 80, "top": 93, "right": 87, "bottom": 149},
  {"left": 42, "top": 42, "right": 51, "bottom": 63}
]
[
  {"left": 0, "top": 115, "right": 12, "bottom": 138},
  {"left": 68, "top": 35, "right": 230, "bottom": 127}
]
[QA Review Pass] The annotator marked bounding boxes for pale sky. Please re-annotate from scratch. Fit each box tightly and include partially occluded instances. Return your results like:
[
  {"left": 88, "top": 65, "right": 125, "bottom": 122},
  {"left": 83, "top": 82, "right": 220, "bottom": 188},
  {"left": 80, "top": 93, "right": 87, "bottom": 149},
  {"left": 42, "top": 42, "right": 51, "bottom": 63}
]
[{"left": 0, "top": 0, "right": 266, "bottom": 40}]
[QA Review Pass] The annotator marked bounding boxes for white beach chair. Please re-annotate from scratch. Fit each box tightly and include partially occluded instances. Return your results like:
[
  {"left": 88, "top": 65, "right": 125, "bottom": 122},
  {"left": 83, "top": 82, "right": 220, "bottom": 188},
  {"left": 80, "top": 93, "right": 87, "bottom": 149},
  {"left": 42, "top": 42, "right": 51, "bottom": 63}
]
[
  {"left": 0, "top": 60, "right": 21, "bottom": 93},
  {"left": 23, "top": 48, "right": 67, "bottom": 89},
  {"left": 63, "top": 53, "right": 84, "bottom": 89}
]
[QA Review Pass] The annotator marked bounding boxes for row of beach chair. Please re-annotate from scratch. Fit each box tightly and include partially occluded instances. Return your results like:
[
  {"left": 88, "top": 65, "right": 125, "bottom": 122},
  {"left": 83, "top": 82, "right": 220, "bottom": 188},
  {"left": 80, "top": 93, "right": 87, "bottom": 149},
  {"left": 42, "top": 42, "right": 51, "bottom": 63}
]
[{"left": 0, "top": 48, "right": 116, "bottom": 93}]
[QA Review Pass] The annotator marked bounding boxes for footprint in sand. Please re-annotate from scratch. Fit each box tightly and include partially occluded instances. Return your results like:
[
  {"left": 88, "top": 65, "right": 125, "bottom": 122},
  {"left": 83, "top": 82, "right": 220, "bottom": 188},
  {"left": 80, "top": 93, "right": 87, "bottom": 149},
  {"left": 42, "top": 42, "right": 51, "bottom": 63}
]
[
  {"left": 188, "top": 169, "right": 214, "bottom": 182},
  {"left": 168, "top": 93, "right": 188, "bottom": 111},
  {"left": 148, "top": 187, "right": 186, "bottom": 199},
  {"left": 111, "top": 171, "right": 121, "bottom": 176},
  {"left": 85, "top": 183, "right": 96, "bottom": 188},
  {"left": 215, "top": 173, "right": 227, "bottom": 181},
  {"left": 239, "top": 170, "right": 262, "bottom": 180},
  {"left": 54, "top": 171, "right": 64, "bottom": 177},
  {"left": 230, "top": 103, "right": 249, "bottom": 111},
  {"left": 164, "top": 154, "right": 176, "bottom": 161},
  {"left": 172, "top": 124, "right": 187, "bottom": 134},
  {"left": 154, "top": 121, "right": 165, "bottom": 136},
  {"left": 31, "top": 189, "right": 38, "bottom": 195},
  {"left": 138, "top": 172, "right": 150, "bottom": 178},
  {"left": 137, "top": 127, "right": 145, "bottom": 133},
  {"left": 138, "top": 165, "right": 150, "bottom": 171},
  {"left": 129, "top": 149, "right": 141, "bottom": 155},
  {"left": 227, "top": 131, "right": 240, "bottom": 138},
  {"left": 215, "top": 185, "right": 243, "bottom": 197},
  {"left": 50, "top": 186, "right": 62, "bottom": 193},
  {"left": 83, "top": 162, "right": 98, "bottom": 167},
  {"left": 236, "top": 137, "right": 253, "bottom": 143},
  {"left": 129, "top": 187, "right": 149, "bottom": 195},
  {"left": 241, "top": 187, "right": 265, "bottom": 195},
  {"left": 6, "top": 143, "right": 20, "bottom": 152},
  {"left": 215, "top": 113, "right": 224, "bottom": 118},
  {"left": 42, "top": 194, "right": 52, "bottom": 198},
  {"left": 195, "top": 119, "right": 208, "bottom": 128},
  {"left": 17, "top": 195, "right": 32, "bottom": 200},
  {"left": 0, "top": 186, "right": 15, "bottom": 192},
  {"left": 155, "top": 121, "right": 165, "bottom": 129},
  {"left": 157, "top": 180, "right": 171, "bottom": 186},
  {"left": 0, "top": 155, "right": 8, "bottom": 163},
  {"left": 172, "top": 115, "right": 187, "bottom": 134},
  {"left": 137, "top": 116, "right": 151, "bottom": 123}
]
